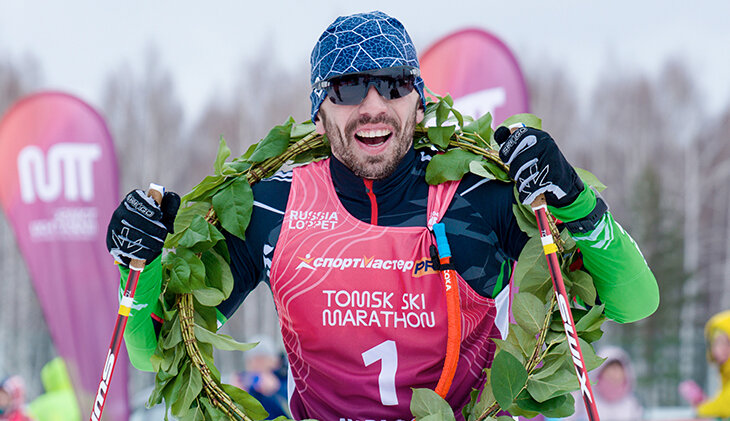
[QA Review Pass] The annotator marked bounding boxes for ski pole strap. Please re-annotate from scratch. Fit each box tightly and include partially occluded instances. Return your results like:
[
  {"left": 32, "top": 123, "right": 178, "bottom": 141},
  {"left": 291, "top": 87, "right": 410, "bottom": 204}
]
[{"left": 431, "top": 222, "right": 462, "bottom": 398}]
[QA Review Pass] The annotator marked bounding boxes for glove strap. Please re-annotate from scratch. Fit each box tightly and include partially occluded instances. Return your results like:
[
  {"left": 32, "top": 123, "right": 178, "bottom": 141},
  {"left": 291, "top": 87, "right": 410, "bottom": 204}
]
[{"left": 564, "top": 196, "right": 608, "bottom": 234}]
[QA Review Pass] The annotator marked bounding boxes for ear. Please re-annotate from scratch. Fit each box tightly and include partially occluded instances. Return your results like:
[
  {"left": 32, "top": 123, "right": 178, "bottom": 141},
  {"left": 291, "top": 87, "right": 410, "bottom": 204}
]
[
  {"left": 314, "top": 109, "right": 326, "bottom": 134},
  {"left": 416, "top": 103, "right": 425, "bottom": 124}
]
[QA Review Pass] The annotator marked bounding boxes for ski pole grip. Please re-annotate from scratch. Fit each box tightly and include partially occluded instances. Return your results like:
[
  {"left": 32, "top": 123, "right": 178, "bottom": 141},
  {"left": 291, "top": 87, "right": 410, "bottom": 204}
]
[
  {"left": 432, "top": 223, "right": 451, "bottom": 259},
  {"left": 129, "top": 183, "right": 165, "bottom": 272},
  {"left": 494, "top": 124, "right": 547, "bottom": 209}
]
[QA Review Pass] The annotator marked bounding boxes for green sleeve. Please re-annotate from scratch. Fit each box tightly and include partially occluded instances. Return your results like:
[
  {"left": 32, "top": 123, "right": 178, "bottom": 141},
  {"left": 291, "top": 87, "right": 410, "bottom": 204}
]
[
  {"left": 118, "top": 256, "right": 163, "bottom": 372},
  {"left": 550, "top": 188, "right": 660, "bottom": 323}
]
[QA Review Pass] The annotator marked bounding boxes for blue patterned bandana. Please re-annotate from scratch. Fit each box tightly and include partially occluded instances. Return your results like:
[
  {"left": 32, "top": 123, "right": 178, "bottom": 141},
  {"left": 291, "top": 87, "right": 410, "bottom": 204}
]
[{"left": 310, "top": 11, "right": 426, "bottom": 122}]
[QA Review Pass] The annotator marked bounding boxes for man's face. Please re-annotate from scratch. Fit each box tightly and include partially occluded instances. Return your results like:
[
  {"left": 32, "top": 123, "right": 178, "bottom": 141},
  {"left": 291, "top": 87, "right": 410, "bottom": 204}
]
[{"left": 316, "top": 87, "right": 424, "bottom": 180}]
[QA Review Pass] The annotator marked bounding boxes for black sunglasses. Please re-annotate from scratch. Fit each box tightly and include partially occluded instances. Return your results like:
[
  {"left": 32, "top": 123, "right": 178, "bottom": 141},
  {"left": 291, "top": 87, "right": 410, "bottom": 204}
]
[{"left": 314, "top": 66, "right": 419, "bottom": 106}]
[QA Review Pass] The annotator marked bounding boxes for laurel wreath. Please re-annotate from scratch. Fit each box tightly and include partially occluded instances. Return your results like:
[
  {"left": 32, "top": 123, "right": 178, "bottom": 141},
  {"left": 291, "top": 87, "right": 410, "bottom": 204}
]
[{"left": 146, "top": 94, "right": 608, "bottom": 421}]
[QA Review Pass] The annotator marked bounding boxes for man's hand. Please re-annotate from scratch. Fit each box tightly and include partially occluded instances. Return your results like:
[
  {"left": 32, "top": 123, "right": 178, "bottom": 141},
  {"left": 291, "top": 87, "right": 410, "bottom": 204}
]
[
  {"left": 497, "top": 127, "right": 583, "bottom": 207},
  {"left": 106, "top": 189, "right": 180, "bottom": 267}
]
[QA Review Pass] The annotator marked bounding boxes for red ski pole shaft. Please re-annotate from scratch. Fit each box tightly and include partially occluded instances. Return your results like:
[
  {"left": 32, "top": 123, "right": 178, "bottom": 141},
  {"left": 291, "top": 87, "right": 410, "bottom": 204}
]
[
  {"left": 89, "top": 185, "right": 163, "bottom": 421},
  {"left": 531, "top": 195, "right": 600, "bottom": 421}
]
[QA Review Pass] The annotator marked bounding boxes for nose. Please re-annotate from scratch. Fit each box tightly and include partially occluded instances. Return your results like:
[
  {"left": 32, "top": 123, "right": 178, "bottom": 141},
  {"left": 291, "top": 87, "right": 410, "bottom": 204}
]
[{"left": 358, "top": 85, "right": 388, "bottom": 116}]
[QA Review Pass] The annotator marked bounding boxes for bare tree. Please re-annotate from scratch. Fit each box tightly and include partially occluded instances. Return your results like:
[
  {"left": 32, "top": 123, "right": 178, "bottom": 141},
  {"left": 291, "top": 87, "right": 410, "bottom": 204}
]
[
  {"left": 0, "top": 52, "right": 55, "bottom": 400},
  {"left": 100, "top": 47, "right": 185, "bottom": 194}
]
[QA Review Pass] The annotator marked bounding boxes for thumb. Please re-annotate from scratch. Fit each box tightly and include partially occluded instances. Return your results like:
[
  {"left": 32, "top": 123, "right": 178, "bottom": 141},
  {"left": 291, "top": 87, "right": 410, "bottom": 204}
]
[{"left": 161, "top": 191, "right": 181, "bottom": 233}]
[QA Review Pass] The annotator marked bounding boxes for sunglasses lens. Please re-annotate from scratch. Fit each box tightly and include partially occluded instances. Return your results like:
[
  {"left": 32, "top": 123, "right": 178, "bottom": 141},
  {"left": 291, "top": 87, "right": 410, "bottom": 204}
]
[
  {"left": 325, "top": 68, "right": 416, "bottom": 105},
  {"left": 374, "top": 76, "right": 415, "bottom": 100},
  {"left": 329, "top": 75, "right": 368, "bottom": 105}
]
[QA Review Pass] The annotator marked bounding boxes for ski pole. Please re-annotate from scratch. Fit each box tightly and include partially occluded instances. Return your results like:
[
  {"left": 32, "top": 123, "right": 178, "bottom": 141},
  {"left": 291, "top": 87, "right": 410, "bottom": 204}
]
[
  {"left": 89, "top": 183, "right": 164, "bottom": 421},
  {"left": 495, "top": 126, "right": 600, "bottom": 421}
]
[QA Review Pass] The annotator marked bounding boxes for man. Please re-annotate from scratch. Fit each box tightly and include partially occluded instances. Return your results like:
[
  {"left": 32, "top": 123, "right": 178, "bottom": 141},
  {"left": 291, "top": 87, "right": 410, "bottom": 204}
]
[{"left": 107, "top": 11, "right": 659, "bottom": 420}]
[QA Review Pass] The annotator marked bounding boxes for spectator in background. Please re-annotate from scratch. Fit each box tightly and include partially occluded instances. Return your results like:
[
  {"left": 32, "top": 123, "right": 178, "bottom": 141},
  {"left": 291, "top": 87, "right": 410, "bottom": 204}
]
[
  {"left": 26, "top": 357, "right": 81, "bottom": 421},
  {"left": 562, "top": 346, "right": 643, "bottom": 421},
  {"left": 680, "top": 310, "right": 730, "bottom": 419},
  {"left": 0, "top": 375, "right": 32, "bottom": 421},
  {"left": 231, "top": 336, "right": 289, "bottom": 418}
]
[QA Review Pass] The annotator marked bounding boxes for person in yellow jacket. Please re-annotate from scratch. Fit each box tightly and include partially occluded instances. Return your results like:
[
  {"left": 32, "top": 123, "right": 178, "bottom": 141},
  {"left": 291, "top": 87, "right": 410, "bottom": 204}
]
[
  {"left": 697, "top": 310, "right": 730, "bottom": 418},
  {"left": 26, "top": 358, "right": 80, "bottom": 421}
]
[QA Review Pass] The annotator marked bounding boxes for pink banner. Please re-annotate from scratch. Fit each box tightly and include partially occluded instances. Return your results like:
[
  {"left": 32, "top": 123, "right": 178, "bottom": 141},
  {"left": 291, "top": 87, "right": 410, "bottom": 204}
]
[
  {"left": 0, "top": 92, "right": 128, "bottom": 420},
  {"left": 419, "top": 28, "right": 530, "bottom": 125}
]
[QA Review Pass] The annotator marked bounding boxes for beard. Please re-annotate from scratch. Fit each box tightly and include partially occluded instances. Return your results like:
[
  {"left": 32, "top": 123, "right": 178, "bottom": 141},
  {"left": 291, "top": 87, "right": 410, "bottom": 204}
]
[{"left": 321, "top": 105, "right": 419, "bottom": 180}]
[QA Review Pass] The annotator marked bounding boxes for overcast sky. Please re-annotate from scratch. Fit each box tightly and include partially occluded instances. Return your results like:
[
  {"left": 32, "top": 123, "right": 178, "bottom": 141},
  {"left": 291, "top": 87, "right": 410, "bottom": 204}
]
[{"left": 1, "top": 0, "right": 729, "bottom": 119}]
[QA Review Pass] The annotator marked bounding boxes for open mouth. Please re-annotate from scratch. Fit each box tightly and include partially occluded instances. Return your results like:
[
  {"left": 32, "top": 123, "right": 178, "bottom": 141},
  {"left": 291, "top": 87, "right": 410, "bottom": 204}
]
[{"left": 355, "top": 129, "right": 393, "bottom": 147}]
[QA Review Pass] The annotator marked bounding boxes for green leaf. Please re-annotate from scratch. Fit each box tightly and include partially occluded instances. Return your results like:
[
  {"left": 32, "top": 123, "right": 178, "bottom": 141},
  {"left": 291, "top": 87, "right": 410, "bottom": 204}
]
[
  {"left": 177, "top": 215, "right": 225, "bottom": 253},
  {"left": 513, "top": 236, "right": 551, "bottom": 299},
  {"left": 411, "top": 388, "right": 455, "bottom": 420},
  {"left": 575, "top": 304, "right": 605, "bottom": 334},
  {"left": 576, "top": 167, "right": 607, "bottom": 192},
  {"left": 443, "top": 94, "right": 454, "bottom": 107},
  {"left": 193, "top": 302, "right": 219, "bottom": 332},
  {"left": 163, "top": 252, "right": 191, "bottom": 294},
  {"left": 490, "top": 351, "right": 528, "bottom": 410},
  {"left": 199, "top": 397, "right": 229, "bottom": 421},
  {"left": 170, "top": 363, "right": 203, "bottom": 417},
  {"left": 200, "top": 344, "right": 221, "bottom": 383},
  {"left": 567, "top": 269, "right": 597, "bottom": 306},
  {"left": 513, "top": 389, "right": 575, "bottom": 418},
  {"left": 483, "top": 159, "right": 511, "bottom": 182},
  {"left": 527, "top": 364, "right": 579, "bottom": 402},
  {"left": 436, "top": 100, "right": 451, "bottom": 126},
  {"left": 508, "top": 323, "right": 538, "bottom": 360},
  {"left": 451, "top": 107, "right": 464, "bottom": 127},
  {"left": 468, "top": 160, "right": 495, "bottom": 180},
  {"left": 201, "top": 249, "right": 234, "bottom": 299},
  {"left": 221, "top": 383, "right": 269, "bottom": 420},
  {"left": 578, "top": 337, "right": 606, "bottom": 371},
  {"left": 427, "top": 126, "right": 456, "bottom": 149},
  {"left": 192, "top": 287, "right": 226, "bottom": 306},
  {"left": 462, "top": 112, "right": 493, "bottom": 144},
  {"left": 531, "top": 347, "right": 570, "bottom": 381},
  {"left": 166, "top": 202, "right": 213, "bottom": 248},
  {"left": 240, "top": 142, "right": 259, "bottom": 161},
  {"left": 222, "top": 160, "right": 252, "bottom": 176},
  {"left": 212, "top": 177, "right": 253, "bottom": 240},
  {"left": 462, "top": 388, "right": 479, "bottom": 420},
  {"left": 162, "top": 361, "right": 190, "bottom": 416},
  {"left": 182, "top": 174, "right": 228, "bottom": 203},
  {"left": 500, "top": 113, "right": 542, "bottom": 130},
  {"left": 291, "top": 120, "right": 316, "bottom": 138},
  {"left": 491, "top": 338, "right": 525, "bottom": 365},
  {"left": 512, "top": 292, "right": 546, "bottom": 335},
  {"left": 247, "top": 118, "right": 293, "bottom": 163},
  {"left": 161, "top": 315, "right": 182, "bottom": 350},
  {"left": 470, "top": 368, "right": 496, "bottom": 417},
  {"left": 179, "top": 248, "right": 206, "bottom": 290},
  {"left": 425, "top": 149, "right": 481, "bottom": 185},
  {"left": 213, "top": 239, "right": 231, "bottom": 264},
  {"left": 193, "top": 325, "right": 258, "bottom": 352},
  {"left": 512, "top": 203, "right": 539, "bottom": 238},
  {"left": 213, "top": 136, "right": 231, "bottom": 176}
]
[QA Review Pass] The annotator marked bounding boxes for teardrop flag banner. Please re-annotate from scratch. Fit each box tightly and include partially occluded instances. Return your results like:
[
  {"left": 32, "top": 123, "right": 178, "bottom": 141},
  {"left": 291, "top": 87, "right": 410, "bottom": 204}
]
[
  {"left": 0, "top": 92, "right": 128, "bottom": 420},
  {"left": 419, "top": 28, "right": 530, "bottom": 125}
]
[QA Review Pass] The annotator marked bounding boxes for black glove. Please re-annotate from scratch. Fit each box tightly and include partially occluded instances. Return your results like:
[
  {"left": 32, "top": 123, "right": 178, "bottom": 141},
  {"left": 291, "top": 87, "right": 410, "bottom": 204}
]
[
  {"left": 106, "top": 189, "right": 180, "bottom": 267},
  {"left": 496, "top": 126, "right": 583, "bottom": 207}
]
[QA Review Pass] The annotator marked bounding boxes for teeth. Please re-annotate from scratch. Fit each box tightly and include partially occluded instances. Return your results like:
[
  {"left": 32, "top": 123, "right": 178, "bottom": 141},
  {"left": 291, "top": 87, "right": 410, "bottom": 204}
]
[{"left": 356, "top": 129, "right": 391, "bottom": 138}]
